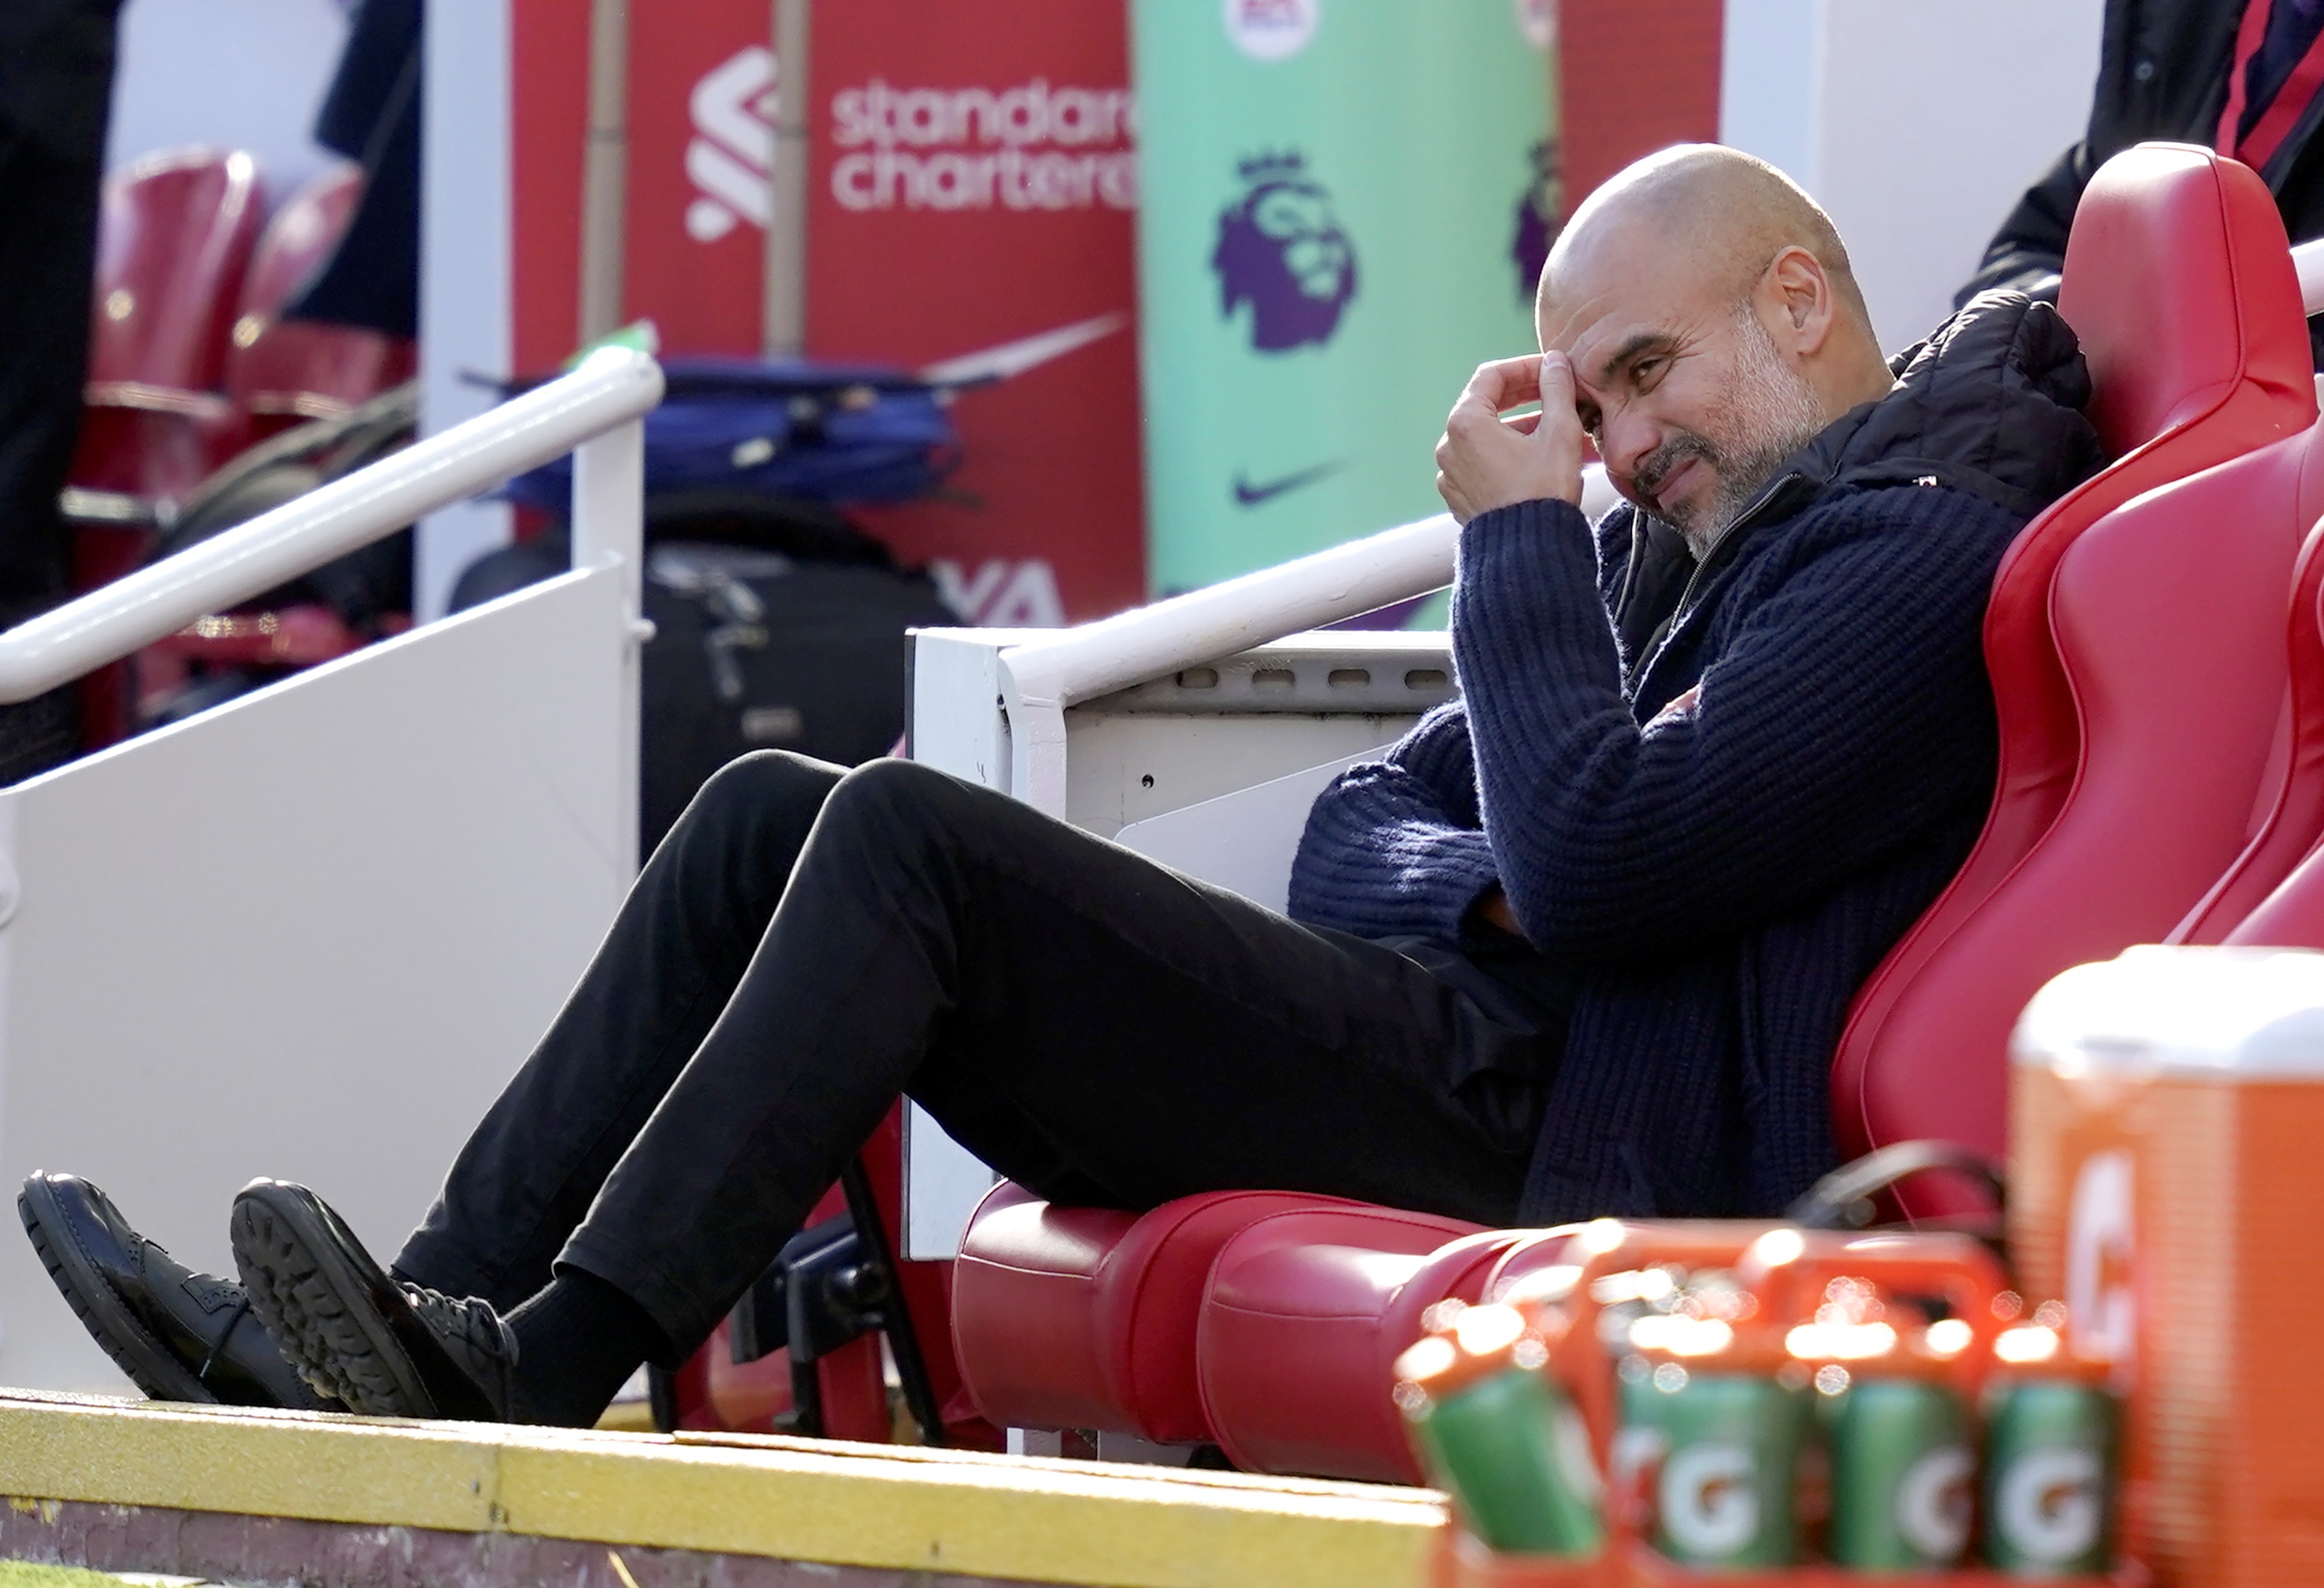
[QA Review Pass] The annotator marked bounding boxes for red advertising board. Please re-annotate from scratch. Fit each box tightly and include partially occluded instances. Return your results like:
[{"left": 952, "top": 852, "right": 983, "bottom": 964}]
[
  {"left": 509, "top": 0, "right": 1145, "bottom": 625},
  {"left": 1561, "top": 0, "right": 1724, "bottom": 204}
]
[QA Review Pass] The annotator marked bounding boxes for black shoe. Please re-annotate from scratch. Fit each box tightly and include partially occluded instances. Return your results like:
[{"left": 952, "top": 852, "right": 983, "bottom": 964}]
[
  {"left": 229, "top": 1178, "right": 516, "bottom": 1421},
  {"left": 18, "top": 1172, "right": 339, "bottom": 1409}
]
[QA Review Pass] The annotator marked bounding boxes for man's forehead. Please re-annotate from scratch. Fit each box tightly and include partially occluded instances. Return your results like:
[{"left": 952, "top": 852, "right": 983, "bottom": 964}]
[
  {"left": 1540, "top": 237, "right": 1710, "bottom": 365},
  {"left": 1540, "top": 291, "right": 1688, "bottom": 392}
]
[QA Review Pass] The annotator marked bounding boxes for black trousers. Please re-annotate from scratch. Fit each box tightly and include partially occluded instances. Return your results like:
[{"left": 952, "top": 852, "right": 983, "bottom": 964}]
[{"left": 394, "top": 753, "right": 1571, "bottom": 1355}]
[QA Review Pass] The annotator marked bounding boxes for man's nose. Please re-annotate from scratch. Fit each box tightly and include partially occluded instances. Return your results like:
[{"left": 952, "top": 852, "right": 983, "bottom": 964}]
[{"left": 1599, "top": 408, "right": 1662, "bottom": 487}]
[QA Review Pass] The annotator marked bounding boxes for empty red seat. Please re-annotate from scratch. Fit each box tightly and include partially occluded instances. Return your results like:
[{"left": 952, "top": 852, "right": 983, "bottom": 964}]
[
  {"left": 224, "top": 165, "right": 415, "bottom": 442},
  {"left": 1832, "top": 142, "right": 2317, "bottom": 1191},
  {"left": 2187, "top": 501, "right": 2324, "bottom": 949},
  {"left": 69, "top": 147, "right": 263, "bottom": 510},
  {"left": 2174, "top": 506, "right": 2324, "bottom": 942}
]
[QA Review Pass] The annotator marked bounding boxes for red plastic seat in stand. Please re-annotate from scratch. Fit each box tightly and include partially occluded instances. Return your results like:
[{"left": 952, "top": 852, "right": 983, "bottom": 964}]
[
  {"left": 1831, "top": 142, "right": 2318, "bottom": 1192},
  {"left": 223, "top": 164, "right": 417, "bottom": 445},
  {"left": 66, "top": 147, "right": 264, "bottom": 748},
  {"left": 68, "top": 146, "right": 262, "bottom": 514}
]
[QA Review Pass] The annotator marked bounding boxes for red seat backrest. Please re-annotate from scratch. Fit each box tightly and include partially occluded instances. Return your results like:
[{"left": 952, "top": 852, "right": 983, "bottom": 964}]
[
  {"left": 1831, "top": 145, "right": 2316, "bottom": 1174},
  {"left": 224, "top": 166, "right": 415, "bottom": 434},
  {"left": 2174, "top": 445, "right": 2324, "bottom": 943},
  {"left": 85, "top": 147, "right": 262, "bottom": 403}
]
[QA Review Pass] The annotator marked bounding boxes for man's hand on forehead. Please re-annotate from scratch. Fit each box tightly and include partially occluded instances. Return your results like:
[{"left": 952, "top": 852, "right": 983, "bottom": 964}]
[{"left": 1434, "top": 351, "right": 1587, "bottom": 525}]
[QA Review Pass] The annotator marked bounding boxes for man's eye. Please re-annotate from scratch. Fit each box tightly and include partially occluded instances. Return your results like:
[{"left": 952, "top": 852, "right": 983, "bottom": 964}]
[{"left": 1632, "top": 357, "right": 1665, "bottom": 388}]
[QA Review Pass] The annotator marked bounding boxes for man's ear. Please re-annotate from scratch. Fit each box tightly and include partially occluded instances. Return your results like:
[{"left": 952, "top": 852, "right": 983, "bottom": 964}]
[{"left": 1762, "top": 245, "right": 1835, "bottom": 355}]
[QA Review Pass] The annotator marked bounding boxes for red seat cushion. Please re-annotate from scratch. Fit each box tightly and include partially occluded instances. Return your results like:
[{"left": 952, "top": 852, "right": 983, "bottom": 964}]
[
  {"left": 948, "top": 1183, "right": 1378, "bottom": 1442},
  {"left": 1195, "top": 1207, "right": 1506, "bottom": 1483}
]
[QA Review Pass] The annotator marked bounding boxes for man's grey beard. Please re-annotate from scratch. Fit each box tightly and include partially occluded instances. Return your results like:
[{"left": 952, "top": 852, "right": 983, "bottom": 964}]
[{"left": 1641, "top": 303, "right": 1831, "bottom": 559}]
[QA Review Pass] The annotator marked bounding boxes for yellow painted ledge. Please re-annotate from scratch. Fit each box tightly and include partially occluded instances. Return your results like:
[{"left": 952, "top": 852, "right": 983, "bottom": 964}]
[{"left": 0, "top": 1392, "right": 1447, "bottom": 1588}]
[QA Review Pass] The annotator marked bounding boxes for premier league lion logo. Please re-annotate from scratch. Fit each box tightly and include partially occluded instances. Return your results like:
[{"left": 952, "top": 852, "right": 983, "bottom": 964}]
[
  {"left": 1512, "top": 139, "right": 1565, "bottom": 303},
  {"left": 1212, "top": 151, "right": 1358, "bottom": 352}
]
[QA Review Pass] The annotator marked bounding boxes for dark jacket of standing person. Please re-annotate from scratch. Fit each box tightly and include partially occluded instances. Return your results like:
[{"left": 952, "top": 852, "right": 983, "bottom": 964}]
[
  {"left": 1963, "top": 0, "right": 2324, "bottom": 359},
  {"left": 0, "top": 0, "right": 125, "bottom": 779},
  {"left": 1290, "top": 293, "right": 2107, "bottom": 1223}
]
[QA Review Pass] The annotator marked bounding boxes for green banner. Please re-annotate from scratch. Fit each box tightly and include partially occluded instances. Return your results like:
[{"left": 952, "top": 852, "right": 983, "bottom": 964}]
[{"left": 1132, "top": 0, "right": 1556, "bottom": 596}]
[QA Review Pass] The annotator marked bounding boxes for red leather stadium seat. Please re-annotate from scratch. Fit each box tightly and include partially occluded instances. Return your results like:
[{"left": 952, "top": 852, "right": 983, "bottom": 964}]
[
  {"left": 2190, "top": 495, "right": 2324, "bottom": 949},
  {"left": 1831, "top": 143, "right": 2317, "bottom": 1180},
  {"left": 949, "top": 1182, "right": 1398, "bottom": 1442},
  {"left": 2175, "top": 503, "right": 2324, "bottom": 943},
  {"left": 2223, "top": 801, "right": 2324, "bottom": 946},
  {"left": 1194, "top": 1209, "right": 1507, "bottom": 1481}
]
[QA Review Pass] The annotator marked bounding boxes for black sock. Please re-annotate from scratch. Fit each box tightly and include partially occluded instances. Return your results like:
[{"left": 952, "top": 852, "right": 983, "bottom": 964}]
[{"left": 505, "top": 1268, "right": 670, "bottom": 1428}]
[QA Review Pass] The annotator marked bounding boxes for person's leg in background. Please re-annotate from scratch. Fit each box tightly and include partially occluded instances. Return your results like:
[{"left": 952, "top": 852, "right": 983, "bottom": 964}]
[
  {"left": 239, "top": 758, "right": 1566, "bottom": 1425},
  {"left": 0, "top": 0, "right": 124, "bottom": 782}
]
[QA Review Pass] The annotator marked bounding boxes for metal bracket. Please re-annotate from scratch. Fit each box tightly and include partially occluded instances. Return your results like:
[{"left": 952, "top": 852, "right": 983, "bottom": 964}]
[{"left": 721, "top": 1159, "right": 948, "bottom": 1445}]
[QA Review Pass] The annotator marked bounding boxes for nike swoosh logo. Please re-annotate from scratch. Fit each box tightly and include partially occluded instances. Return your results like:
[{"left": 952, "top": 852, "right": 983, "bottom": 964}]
[
  {"left": 1234, "top": 459, "right": 1346, "bottom": 506},
  {"left": 917, "top": 312, "right": 1130, "bottom": 388}
]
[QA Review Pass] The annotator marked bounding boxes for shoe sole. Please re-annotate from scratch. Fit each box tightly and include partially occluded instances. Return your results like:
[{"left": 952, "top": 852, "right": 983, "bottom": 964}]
[
  {"left": 18, "top": 1180, "right": 216, "bottom": 1404},
  {"left": 229, "top": 1186, "right": 436, "bottom": 1419}
]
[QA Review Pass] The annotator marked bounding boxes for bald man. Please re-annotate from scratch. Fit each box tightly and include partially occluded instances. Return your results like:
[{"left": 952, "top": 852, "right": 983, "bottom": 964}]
[{"left": 25, "top": 147, "right": 2103, "bottom": 1432}]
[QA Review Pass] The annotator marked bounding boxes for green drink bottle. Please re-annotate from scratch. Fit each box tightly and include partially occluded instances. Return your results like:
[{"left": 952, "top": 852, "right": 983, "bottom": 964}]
[
  {"left": 1622, "top": 1309, "right": 1811, "bottom": 1569},
  {"left": 1820, "top": 1346, "right": 1977, "bottom": 1570},
  {"left": 1393, "top": 1301, "right": 1604, "bottom": 1556},
  {"left": 1982, "top": 1319, "right": 2118, "bottom": 1577}
]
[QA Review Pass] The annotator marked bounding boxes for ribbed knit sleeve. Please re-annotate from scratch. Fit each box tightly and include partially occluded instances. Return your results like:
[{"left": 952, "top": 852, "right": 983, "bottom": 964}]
[
  {"left": 1455, "top": 490, "right": 2006, "bottom": 961},
  {"left": 1287, "top": 700, "right": 1503, "bottom": 940}
]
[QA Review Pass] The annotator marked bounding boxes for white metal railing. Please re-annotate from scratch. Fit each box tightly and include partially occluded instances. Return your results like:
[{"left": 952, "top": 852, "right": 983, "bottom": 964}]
[
  {"left": 0, "top": 345, "right": 665, "bottom": 708},
  {"left": 994, "top": 467, "right": 1620, "bottom": 814}
]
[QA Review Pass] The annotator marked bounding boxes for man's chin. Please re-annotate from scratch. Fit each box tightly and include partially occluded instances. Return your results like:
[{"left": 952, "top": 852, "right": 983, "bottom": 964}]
[{"left": 1646, "top": 460, "right": 1717, "bottom": 523}]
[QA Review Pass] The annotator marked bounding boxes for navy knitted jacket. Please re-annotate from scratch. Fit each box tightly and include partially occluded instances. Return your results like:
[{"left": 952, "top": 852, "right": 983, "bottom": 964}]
[{"left": 1288, "top": 293, "right": 2108, "bottom": 1221}]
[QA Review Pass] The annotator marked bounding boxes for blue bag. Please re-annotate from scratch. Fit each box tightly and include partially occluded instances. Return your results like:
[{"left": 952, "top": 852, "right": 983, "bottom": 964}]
[{"left": 504, "top": 357, "right": 960, "bottom": 513}]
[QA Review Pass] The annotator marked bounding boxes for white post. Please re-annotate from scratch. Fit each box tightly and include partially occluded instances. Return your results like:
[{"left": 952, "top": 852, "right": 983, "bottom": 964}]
[{"left": 572, "top": 417, "right": 647, "bottom": 877}]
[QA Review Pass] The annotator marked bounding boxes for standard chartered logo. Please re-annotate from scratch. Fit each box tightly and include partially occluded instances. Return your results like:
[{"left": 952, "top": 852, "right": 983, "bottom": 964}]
[
  {"left": 829, "top": 79, "right": 1137, "bottom": 213},
  {"left": 1996, "top": 1446, "right": 2105, "bottom": 1563},
  {"left": 682, "top": 50, "right": 1137, "bottom": 238},
  {"left": 1660, "top": 1442, "right": 1759, "bottom": 1557},
  {"left": 1895, "top": 1444, "right": 1975, "bottom": 1560}
]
